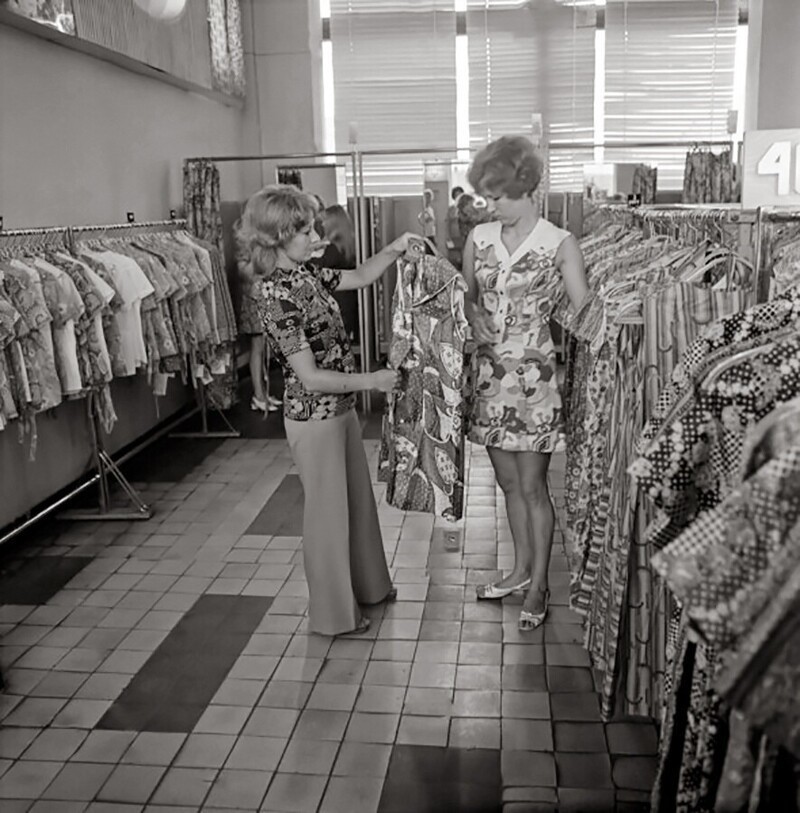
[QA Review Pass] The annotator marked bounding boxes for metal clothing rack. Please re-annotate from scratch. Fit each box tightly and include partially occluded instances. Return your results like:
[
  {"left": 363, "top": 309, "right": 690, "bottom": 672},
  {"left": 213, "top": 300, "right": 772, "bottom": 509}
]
[
  {"left": 753, "top": 207, "right": 800, "bottom": 303},
  {"left": 68, "top": 216, "right": 239, "bottom": 441},
  {"left": 185, "top": 149, "right": 380, "bottom": 413},
  {"left": 586, "top": 204, "right": 762, "bottom": 326},
  {"left": 0, "top": 216, "right": 222, "bottom": 542}
]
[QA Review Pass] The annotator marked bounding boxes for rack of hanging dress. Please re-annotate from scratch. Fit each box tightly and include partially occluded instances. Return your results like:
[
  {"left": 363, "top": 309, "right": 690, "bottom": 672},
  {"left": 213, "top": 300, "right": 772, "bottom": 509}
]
[
  {"left": 559, "top": 203, "right": 800, "bottom": 809},
  {"left": 0, "top": 216, "right": 237, "bottom": 542},
  {"left": 558, "top": 204, "right": 764, "bottom": 723},
  {"left": 630, "top": 289, "right": 800, "bottom": 813}
]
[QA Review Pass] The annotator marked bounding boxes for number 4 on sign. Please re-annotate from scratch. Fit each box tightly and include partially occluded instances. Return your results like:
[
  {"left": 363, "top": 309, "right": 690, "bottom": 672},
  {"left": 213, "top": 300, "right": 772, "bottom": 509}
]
[{"left": 756, "top": 141, "right": 800, "bottom": 195}]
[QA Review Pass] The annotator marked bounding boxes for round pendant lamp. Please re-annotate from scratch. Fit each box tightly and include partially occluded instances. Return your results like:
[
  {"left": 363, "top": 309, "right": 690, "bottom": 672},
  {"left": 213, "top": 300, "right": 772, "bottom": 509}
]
[{"left": 132, "top": 0, "right": 188, "bottom": 22}]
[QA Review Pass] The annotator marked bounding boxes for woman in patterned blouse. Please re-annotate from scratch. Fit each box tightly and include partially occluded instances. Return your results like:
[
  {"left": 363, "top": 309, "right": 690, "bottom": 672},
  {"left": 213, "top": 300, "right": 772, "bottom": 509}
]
[{"left": 238, "top": 184, "right": 418, "bottom": 636}]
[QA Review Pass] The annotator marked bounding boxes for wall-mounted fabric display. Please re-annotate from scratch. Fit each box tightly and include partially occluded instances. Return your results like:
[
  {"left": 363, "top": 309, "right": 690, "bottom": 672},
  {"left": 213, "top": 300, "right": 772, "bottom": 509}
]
[
  {"left": 182, "top": 158, "right": 238, "bottom": 409},
  {"left": 378, "top": 252, "right": 468, "bottom": 521},
  {"left": 0, "top": 228, "right": 231, "bottom": 453},
  {"left": 632, "top": 164, "right": 657, "bottom": 204},
  {"left": 758, "top": 218, "right": 800, "bottom": 298},
  {"left": 207, "top": 0, "right": 245, "bottom": 97},
  {"left": 682, "top": 146, "right": 737, "bottom": 204},
  {"left": 276, "top": 168, "right": 303, "bottom": 189}
]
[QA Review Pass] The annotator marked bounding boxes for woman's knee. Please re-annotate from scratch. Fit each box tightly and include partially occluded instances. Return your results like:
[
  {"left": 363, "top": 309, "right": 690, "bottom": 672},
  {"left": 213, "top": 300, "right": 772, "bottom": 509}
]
[
  {"left": 495, "top": 471, "right": 522, "bottom": 496},
  {"left": 521, "top": 478, "right": 551, "bottom": 506}
]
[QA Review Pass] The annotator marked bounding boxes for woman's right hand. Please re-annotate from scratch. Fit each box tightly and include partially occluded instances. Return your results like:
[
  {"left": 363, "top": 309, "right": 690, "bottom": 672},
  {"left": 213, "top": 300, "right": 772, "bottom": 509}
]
[
  {"left": 369, "top": 368, "right": 400, "bottom": 394},
  {"left": 470, "top": 311, "right": 500, "bottom": 345}
]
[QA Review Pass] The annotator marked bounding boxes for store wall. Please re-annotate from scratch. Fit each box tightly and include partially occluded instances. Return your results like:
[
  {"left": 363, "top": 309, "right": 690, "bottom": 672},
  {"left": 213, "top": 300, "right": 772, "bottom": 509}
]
[
  {"left": 746, "top": 0, "right": 800, "bottom": 131},
  {"left": 0, "top": 21, "right": 251, "bottom": 531}
]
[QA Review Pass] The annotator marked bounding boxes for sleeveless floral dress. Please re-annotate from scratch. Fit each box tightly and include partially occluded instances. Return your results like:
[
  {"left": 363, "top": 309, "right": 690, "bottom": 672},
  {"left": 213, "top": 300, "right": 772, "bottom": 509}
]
[{"left": 468, "top": 218, "right": 570, "bottom": 453}]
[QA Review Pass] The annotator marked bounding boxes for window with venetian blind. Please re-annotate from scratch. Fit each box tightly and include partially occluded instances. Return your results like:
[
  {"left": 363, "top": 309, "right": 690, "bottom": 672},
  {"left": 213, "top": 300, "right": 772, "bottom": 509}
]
[
  {"left": 604, "top": 0, "right": 738, "bottom": 189},
  {"left": 466, "top": 0, "right": 596, "bottom": 192},
  {"left": 329, "top": 0, "right": 457, "bottom": 196}
]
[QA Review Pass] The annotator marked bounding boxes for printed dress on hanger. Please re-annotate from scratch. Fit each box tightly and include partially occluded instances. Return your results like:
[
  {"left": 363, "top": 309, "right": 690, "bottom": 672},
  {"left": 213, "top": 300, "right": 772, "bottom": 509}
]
[{"left": 379, "top": 253, "right": 469, "bottom": 521}]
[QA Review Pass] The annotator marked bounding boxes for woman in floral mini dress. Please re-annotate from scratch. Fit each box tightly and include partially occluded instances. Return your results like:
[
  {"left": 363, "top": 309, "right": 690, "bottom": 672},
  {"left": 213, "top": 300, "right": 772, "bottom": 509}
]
[{"left": 464, "top": 136, "right": 589, "bottom": 630}]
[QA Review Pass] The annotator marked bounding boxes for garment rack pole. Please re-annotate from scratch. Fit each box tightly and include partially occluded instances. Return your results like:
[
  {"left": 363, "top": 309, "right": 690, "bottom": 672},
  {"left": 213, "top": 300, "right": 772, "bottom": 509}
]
[
  {"left": 169, "top": 377, "right": 241, "bottom": 439},
  {"left": 351, "top": 149, "right": 371, "bottom": 415},
  {"left": 185, "top": 139, "right": 737, "bottom": 165}
]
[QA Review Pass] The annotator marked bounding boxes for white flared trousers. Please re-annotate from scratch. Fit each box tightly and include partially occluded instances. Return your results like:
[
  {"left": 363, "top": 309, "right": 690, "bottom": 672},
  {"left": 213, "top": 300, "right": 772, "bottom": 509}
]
[{"left": 284, "top": 408, "right": 392, "bottom": 635}]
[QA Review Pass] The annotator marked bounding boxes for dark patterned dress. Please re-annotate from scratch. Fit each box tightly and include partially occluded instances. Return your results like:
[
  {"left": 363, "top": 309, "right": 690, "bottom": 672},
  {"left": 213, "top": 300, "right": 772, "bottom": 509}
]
[
  {"left": 468, "top": 219, "right": 570, "bottom": 452},
  {"left": 258, "top": 264, "right": 354, "bottom": 421},
  {"left": 378, "top": 253, "right": 469, "bottom": 521}
]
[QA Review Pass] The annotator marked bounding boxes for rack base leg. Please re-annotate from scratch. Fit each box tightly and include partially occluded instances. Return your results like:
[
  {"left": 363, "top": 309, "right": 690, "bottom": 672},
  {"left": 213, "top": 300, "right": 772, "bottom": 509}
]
[
  {"left": 58, "top": 450, "right": 152, "bottom": 521},
  {"left": 170, "top": 404, "right": 241, "bottom": 439}
]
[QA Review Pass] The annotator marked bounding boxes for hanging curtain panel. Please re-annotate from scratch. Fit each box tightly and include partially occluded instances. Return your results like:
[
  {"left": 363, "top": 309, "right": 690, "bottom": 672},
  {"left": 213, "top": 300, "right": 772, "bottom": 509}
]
[
  {"left": 329, "top": 0, "right": 457, "bottom": 196},
  {"left": 604, "top": 0, "right": 738, "bottom": 189},
  {"left": 467, "top": 0, "right": 596, "bottom": 192}
]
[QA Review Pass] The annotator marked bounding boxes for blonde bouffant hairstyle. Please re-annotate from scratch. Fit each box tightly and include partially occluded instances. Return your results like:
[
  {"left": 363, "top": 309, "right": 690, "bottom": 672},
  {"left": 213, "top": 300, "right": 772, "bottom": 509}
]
[
  {"left": 468, "top": 135, "right": 544, "bottom": 200},
  {"left": 236, "top": 184, "right": 319, "bottom": 279}
]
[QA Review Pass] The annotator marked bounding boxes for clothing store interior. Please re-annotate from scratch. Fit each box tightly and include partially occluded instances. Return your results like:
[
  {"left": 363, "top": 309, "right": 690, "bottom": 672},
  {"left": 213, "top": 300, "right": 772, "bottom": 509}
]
[{"left": 1, "top": 0, "right": 799, "bottom": 811}]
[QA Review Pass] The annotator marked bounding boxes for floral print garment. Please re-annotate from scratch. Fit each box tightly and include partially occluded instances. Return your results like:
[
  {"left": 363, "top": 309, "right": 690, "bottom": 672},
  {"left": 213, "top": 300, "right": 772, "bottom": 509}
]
[
  {"left": 259, "top": 265, "right": 354, "bottom": 421},
  {"left": 640, "top": 290, "right": 800, "bottom": 449},
  {"left": 468, "top": 219, "right": 570, "bottom": 452},
  {"left": 2, "top": 260, "right": 61, "bottom": 413},
  {"left": 638, "top": 342, "right": 800, "bottom": 813},
  {"left": 378, "top": 254, "right": 469, "bottom": 521}
]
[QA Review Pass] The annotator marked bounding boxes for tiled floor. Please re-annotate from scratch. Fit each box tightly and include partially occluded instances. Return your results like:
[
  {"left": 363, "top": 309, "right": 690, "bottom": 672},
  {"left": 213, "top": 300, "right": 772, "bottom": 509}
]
[{"left": 0, "top": 410, "right": 657, "bottom": 812}]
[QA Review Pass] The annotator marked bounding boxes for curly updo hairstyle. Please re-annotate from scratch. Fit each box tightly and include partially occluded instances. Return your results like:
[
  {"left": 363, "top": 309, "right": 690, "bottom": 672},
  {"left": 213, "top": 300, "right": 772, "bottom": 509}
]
[
  {"left": 236, "top": 184, "right": 318, "bottom": 278},
  {"left": 468, "top": 135, "right": 544, "bottom": 200}
]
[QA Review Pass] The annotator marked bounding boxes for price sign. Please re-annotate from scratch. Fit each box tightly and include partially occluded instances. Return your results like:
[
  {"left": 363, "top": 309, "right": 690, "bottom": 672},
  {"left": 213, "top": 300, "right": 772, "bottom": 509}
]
[{"left": 742, "top": 129, "right": 800, "bottom": 208}]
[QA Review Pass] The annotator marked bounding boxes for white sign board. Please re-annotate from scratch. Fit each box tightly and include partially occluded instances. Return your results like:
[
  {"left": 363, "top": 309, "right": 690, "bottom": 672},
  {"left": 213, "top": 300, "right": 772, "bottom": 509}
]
[{"left": 742, "top": 128, "right": 800, "bottom": 208}]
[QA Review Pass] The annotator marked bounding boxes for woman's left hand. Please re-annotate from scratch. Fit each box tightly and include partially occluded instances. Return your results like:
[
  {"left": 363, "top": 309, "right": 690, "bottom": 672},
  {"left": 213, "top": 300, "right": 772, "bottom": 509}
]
[{"left": 387, "top": 232, "right": 423, "bottom": 256}]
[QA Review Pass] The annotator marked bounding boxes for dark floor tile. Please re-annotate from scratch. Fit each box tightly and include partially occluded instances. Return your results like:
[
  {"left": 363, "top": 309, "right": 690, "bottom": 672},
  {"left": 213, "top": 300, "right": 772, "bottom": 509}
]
[
  {"left": 442, "top": 747, "right": 502, "bottom": 787},
  {"left": 553, "top": 722, "right": 606, "bottom": 752},
  {"left": 123, "top": 437, "right": 225, "bottom": 483},
  {"left": 379, "top": 779, "right": 501, "bottom": 813},
  {"left": 97, "top": 595, "right": 271, "bottom": 733},
  {"left": 378, "top": 779, "right": 447, "bottom": 813},
  {"left": 502, "top": 665, "right": 547, "bottom": 691},
  {"left": 245, "top": 474, "right": 304, "bottom": 536},
  {"left": 385, "top": 744, "right": 446, "bottom": 785},
  {"left": 555, "top": 752, "right": 613, "bottom": 790},
  {"left": 605, "top": 721, "right": 659, "bottom": 755},
  {"left": 0, "top": 556, "right": 92, "bottom": 605},
  {"left": 550, "top": 692, "right": 601, "bottom": 721},
  {"left": 558, "top": 787, "right": 616, "bottom": 811},
  {"left": 612, "top": 755, "right": 658, "bottom": 791},
  {"left": 546, "top": 667, "right": 594, "bottom": 693}
]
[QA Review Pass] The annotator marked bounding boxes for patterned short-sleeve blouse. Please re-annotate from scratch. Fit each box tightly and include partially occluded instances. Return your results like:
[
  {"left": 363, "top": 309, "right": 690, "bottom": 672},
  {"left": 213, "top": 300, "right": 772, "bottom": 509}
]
[{"left": 259, "top": 264, "right": 356, "bottom": 421}]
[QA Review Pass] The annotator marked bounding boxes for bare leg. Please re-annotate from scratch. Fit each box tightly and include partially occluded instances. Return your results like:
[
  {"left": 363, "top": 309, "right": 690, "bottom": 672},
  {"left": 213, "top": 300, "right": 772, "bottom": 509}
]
[
  {"left": 516, "top": 451, "right": 554, "bottom": 615},
  {"left": 487, "top": 447, "right": 532, "bottom": 589},
  {"left": 250, "top": 335, "right": 265, "bottom": 403}
]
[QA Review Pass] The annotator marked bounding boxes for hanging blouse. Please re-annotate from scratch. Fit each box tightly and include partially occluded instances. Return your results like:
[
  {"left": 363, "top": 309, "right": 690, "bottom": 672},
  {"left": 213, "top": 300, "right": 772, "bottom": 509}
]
[
  {"left": 2, "top": 260, "right": 61, "bottom": 412},
  {"left": 31, "top": 257, "right": 85, "bottom": 396},
  {"left": 378, "top": 253, "right": 469, "bottom": 521},
  {"left": 631, "top": 335, "right": 800, "bottom": 551},
  {"left": 79, "top": 248, "right": 154, "bottom": 376},
  {"left": 641, "top": 289, "right": 800, "bottom": 448},
  {"left": 0, "top": 293, "right": 22, "bottom": 427}
]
